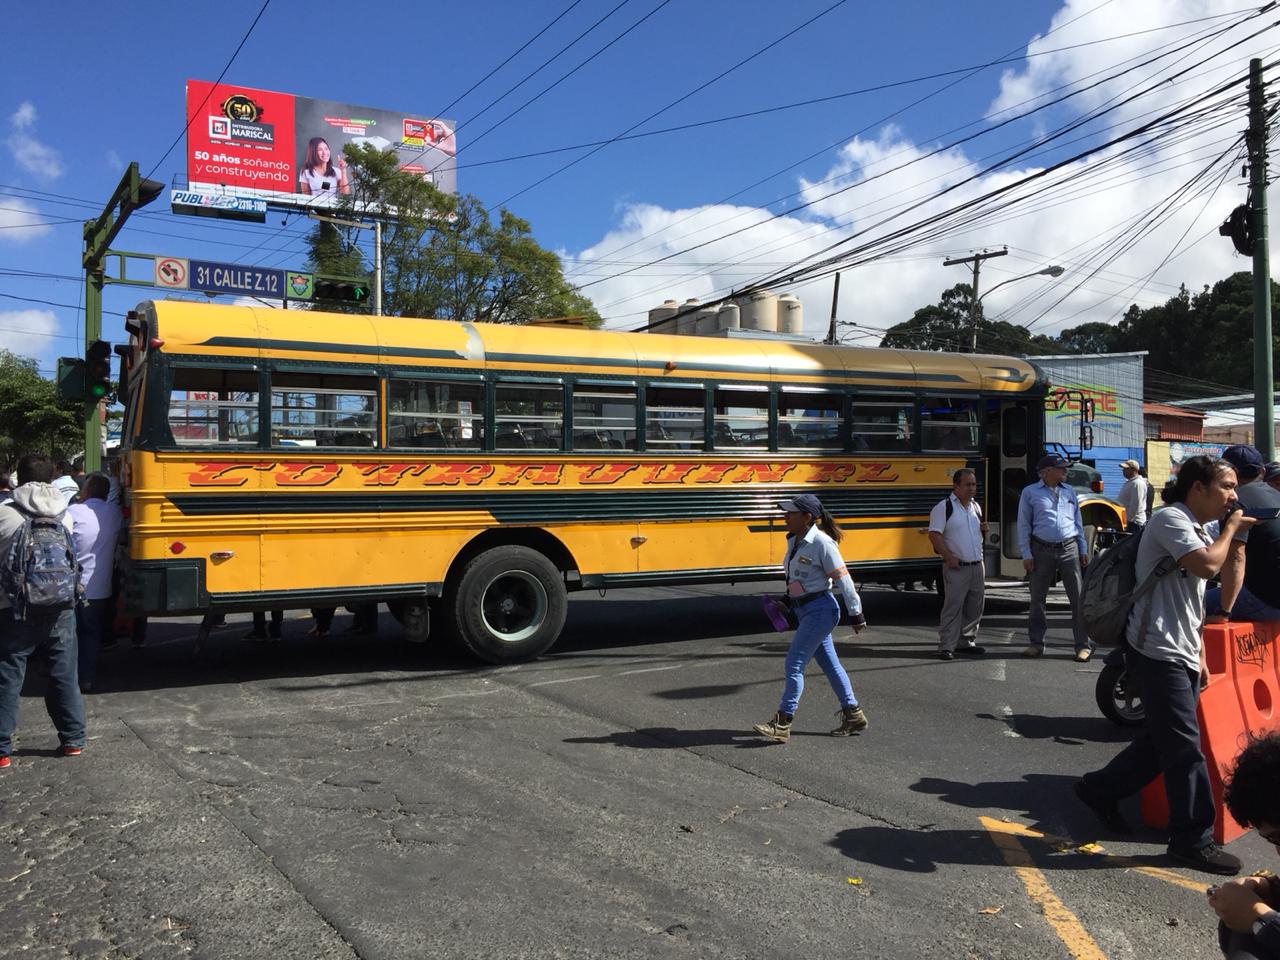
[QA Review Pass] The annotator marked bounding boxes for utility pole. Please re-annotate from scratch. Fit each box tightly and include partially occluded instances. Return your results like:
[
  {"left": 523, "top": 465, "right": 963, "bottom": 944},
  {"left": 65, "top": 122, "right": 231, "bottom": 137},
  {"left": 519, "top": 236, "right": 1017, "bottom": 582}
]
[
  {"left": 825, "top": 272, "right": 841, "bottom": 344},
  {"left": 1248, "top": 57, "right": 1275, "bottom": 460},
  {"left": 943, "top": 248, "right": 1007, "bottom": 352}
]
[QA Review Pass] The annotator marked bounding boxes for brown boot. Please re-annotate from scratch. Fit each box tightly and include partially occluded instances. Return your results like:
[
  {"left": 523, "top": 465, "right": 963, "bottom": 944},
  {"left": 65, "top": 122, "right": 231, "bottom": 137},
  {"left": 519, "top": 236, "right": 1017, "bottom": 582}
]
[
  {"left": 753, "top": 712, "right": 793, "bottom": 742},
  {"left": 831, "top": 705, "right": 868, "bottom": 736}
]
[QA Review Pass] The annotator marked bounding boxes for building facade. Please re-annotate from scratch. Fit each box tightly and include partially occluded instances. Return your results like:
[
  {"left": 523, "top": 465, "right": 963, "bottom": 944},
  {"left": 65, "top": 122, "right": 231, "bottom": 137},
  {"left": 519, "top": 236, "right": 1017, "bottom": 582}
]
[{"left": 1034, "top": 352, "right": 1146, "bottom": 495}]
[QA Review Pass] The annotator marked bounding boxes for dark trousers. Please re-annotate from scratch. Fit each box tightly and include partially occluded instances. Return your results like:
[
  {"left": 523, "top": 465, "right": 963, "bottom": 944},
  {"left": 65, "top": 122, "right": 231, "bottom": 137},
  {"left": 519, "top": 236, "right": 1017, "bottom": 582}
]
[
  {"left": 76, "top": 598, "right": 112, "bottom": 687},
  {"left": 1084, "top": 653, "right": 1214, "bottom": 849},
  {"left": 250, "top": 610, "right": 283, "bottom": 638},
  {"left": 1028, "top": 538, "right": 1089, "bottom": 651},
  {"left": 0, "top": 607, "right": 86, "bottom": 755}
]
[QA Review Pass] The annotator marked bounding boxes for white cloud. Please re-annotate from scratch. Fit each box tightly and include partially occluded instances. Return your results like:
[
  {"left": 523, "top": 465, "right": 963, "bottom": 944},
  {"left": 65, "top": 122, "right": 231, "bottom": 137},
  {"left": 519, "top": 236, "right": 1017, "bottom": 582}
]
[
  {"left": 106, "top": 149, "right": 124, "bottom": 171},
  {"left": 6, "top": 101, "right": 64, "bottom": 180},
  {"left": 0, "top": 196, "right": 51, "bottom": 242},
  {"left": 0, "top": 309, "right": 62, "bottom": 360},
  {"left": 565, "top": 0, "right": 1271, "bottom": 347}
]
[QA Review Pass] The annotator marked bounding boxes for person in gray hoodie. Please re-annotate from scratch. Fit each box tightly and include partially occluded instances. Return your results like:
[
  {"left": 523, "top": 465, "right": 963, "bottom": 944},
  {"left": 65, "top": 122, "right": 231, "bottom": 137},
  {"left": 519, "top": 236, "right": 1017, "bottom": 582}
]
[{"left": 0, "top": 454, "right": 86, "bottom": 769}]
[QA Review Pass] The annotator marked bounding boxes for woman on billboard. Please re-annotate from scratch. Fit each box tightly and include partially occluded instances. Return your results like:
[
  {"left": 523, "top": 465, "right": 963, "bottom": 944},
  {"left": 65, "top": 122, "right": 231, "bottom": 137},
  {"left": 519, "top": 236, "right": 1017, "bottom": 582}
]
[{"left": 298, "top": 137, "right": 350, "bottom": 197}]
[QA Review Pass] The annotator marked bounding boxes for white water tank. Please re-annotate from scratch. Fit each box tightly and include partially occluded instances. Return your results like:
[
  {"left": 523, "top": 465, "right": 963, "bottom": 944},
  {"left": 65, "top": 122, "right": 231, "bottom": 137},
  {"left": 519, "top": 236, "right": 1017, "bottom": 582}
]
[
  {"left": 740, "top": 291, "right": 778, "bottom": 332},
  {"left": 778, "top": 294, "right": 804, "bottom": 335},
  {"left": 695, "top": 306, "right": 720, "bottom": 335},
  {"left": 675, "top": 298, "right": 700, "bottom": 335},
  {"left": 717, "top": 302, "right": 741, "bottom": 330},
  {"left": 647, "top": 299, "right": 679, "bottom": 335}
]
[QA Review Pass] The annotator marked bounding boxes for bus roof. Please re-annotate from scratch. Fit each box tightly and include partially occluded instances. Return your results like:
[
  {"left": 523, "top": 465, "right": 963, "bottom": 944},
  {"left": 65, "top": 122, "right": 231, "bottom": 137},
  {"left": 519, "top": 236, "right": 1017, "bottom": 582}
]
[{"left": 138, "top": 299, "right": 1043, "bottom": 394}]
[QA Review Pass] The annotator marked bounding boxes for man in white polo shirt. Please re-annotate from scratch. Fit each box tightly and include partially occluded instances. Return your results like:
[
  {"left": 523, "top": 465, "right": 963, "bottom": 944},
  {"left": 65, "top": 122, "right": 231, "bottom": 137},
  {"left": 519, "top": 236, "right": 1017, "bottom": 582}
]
[{"left": 927, "top": 468, "right": 988, "bottom": 661}]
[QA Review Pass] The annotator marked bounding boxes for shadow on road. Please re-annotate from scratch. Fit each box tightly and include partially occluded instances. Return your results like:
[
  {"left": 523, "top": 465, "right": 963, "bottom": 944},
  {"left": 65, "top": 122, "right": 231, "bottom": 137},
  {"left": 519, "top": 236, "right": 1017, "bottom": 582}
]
[
  {"left": 975, "top": 711, "right": 1134, "bottom": 744},
  {"left": 564, "top": 726, "right": 774, "bottom": 750}
]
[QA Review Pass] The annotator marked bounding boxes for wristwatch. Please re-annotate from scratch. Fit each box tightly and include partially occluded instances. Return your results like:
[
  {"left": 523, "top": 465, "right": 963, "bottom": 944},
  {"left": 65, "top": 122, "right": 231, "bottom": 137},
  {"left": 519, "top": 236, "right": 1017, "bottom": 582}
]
[
  {"left": 1253, "top": 910, "right": 1278, "bottom": 936},
  {"left": 1222, "top": 609, "right": 1233, "bottom": 620}
]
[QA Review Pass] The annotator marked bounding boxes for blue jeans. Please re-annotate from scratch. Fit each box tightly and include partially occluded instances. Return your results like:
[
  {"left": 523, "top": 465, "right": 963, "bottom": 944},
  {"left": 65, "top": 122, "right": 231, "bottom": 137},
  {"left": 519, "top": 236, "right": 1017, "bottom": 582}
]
[
  {"left": 1083, "top": 653, "right": 1213, "bottom": 849},
  {"left": 779, "top": 593, "right": 857, "bottom": 716},
  {"left": 1206, "top": 585, "right": 1280, "bottom": 623},
  {"left": 0, "top": 607, "right": 86, "bottom": 756}
]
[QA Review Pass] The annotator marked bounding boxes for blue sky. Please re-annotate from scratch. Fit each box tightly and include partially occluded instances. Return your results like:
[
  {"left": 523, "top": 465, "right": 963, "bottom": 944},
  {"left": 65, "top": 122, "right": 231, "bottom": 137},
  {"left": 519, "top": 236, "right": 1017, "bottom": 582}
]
[{"left": 2, "top": 1, "right": 1274, "bottom": 374}]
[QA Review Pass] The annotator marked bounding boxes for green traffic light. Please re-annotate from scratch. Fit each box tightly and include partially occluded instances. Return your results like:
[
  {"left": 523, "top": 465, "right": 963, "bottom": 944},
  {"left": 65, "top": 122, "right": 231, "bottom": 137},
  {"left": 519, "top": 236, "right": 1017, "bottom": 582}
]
[
  {"left": 90, "top": 383, "right": 108, "bottom": 400},
  {"left": 354, "top": 287, "right": 366, "bottom": 300}
]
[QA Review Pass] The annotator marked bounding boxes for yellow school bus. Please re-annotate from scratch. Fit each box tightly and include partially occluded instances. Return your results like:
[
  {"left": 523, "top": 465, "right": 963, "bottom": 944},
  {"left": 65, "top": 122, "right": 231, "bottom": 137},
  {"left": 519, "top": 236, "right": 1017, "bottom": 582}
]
[{"left": 116, "top": 300, "right": 1108, "bottom": 663}]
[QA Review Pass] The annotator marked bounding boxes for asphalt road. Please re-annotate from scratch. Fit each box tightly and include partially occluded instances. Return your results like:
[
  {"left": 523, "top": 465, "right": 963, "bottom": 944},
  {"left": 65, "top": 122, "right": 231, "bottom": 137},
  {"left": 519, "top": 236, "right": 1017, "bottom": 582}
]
[{"left": 2, "top": 583, "right": 1273, "bottom": 960}]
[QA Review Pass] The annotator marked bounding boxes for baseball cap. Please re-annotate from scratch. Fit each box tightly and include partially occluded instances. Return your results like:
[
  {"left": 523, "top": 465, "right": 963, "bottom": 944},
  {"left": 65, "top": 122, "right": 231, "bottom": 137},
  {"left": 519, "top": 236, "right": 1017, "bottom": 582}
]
[
  {"left": 1120, "top": 459, "right": 1141, "bottom": 471},
  {"left": 1264, "top": 461, "right": 1280, "bottom": 482},
  {"left": 778, "top": 493, "right": 824, "bottom": 516},
  {"left": 1222, "top": 444, "right": 1265, "bottom": 482},
  {"left": 1036, "top": 454, "right": 1070, "bottom": 470}
]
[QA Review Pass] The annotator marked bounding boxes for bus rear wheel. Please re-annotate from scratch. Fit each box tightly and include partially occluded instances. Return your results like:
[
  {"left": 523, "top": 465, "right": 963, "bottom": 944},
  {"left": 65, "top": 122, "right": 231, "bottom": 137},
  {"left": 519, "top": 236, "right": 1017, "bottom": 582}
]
[{"left": 450, "top": 546, "right": 567, "bottom": 664}]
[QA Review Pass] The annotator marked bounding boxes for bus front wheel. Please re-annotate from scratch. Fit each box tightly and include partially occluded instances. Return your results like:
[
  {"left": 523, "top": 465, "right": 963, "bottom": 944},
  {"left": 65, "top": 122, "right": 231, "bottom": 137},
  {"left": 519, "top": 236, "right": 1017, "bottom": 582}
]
[{"left": 450, "top": 546, "right": 567, "bottom": 664}]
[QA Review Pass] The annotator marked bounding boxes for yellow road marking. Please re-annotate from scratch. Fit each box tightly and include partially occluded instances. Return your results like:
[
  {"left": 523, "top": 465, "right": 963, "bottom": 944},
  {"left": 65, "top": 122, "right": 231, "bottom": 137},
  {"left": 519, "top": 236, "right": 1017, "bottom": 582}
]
[
  {"left": 980, "top": 816, "right": 1108, "bottom": 960},
  {"left": 988, "top": 816, "right": 1210, "bottom": 894}
]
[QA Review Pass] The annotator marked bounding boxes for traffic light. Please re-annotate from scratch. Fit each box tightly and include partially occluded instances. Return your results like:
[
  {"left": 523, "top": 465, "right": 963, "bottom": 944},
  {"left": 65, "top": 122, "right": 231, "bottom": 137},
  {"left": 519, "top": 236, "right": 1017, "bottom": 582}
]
[
  {"left": 312, "top": 274, "right": 370, "bottom": 305},
  {"left": 56, "top": 357, "right": 86, "bottom": 403},
  {"left": 86, "top": 339, "right": 112, "bottom": 402}
]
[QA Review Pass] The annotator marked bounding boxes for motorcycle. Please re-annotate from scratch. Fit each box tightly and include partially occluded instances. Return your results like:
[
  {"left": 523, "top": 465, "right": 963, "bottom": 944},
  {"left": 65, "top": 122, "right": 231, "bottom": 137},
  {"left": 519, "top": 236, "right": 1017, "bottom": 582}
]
[{"left": 1095, "top": 643, "right": 1144, "bottom": 726}]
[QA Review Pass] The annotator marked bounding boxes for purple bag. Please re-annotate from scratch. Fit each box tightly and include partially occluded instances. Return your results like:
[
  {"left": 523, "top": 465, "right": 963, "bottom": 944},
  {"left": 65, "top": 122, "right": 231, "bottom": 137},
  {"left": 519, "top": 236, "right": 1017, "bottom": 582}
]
[{"left": 761, "top": 596, "right": 795, "bottom": 632}]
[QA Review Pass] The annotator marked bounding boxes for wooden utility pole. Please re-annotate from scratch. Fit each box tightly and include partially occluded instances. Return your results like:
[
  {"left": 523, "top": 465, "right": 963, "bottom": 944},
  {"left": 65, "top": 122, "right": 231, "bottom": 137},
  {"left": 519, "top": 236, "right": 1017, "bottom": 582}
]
[
  {"left": 825, "top": 272, "right": 841, "bottom": 344},
  {"left": 943, "top": 248, "right": 1007, "bottom": 352}
]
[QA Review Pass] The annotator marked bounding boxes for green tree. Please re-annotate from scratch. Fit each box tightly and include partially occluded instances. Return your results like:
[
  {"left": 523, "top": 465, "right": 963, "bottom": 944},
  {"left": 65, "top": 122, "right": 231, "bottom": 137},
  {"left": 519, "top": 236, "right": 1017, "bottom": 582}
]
[
  {"left": 0, "top": 350, "right": 82, "bottom": 466},
  {"left": 305, "top": 145, "right": 600, "bottom": 326},
  {"left": 1052, "top": 321, "right": 1115, "bottom": 355},
  {"left": 881, "top": 283, "right": 1058, "bottom": 354}
]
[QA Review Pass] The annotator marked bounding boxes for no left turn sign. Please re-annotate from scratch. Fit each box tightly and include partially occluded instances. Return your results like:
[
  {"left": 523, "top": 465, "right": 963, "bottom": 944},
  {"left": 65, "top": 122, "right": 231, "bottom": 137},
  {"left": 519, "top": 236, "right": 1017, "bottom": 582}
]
[{"left": 155, "top": 257, "right": 189, "bottom": 289}]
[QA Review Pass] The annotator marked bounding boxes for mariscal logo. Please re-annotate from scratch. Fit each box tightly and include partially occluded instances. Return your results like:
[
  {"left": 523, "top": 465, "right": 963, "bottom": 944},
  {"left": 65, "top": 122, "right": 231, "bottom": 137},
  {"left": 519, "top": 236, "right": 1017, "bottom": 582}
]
[
  {"left": 210, "top": 94, "right": 275, "bottom": 144},
  {"left": 221, "top": 94, "right": 263, "bottom": 123}
]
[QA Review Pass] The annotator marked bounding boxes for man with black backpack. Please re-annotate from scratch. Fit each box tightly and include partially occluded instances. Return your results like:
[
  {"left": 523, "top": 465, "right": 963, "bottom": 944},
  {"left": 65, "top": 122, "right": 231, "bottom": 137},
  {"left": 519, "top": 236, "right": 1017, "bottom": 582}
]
[{"left": 0, "top": 454, "right": 86, "bottom": 770}]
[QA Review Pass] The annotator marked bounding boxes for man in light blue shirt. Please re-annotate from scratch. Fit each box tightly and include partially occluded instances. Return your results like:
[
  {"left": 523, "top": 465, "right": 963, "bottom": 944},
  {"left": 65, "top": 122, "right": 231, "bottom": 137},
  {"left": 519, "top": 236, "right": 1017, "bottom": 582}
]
[{"left": 1017, "top": 453, "right": 1091, "bottom": 660}]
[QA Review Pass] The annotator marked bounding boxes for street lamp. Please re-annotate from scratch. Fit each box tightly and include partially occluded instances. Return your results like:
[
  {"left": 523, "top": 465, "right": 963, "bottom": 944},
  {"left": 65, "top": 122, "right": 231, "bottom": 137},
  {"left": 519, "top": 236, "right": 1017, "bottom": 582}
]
[{"left": 971, "top": 264, "right": 1065, "bottom": 352}]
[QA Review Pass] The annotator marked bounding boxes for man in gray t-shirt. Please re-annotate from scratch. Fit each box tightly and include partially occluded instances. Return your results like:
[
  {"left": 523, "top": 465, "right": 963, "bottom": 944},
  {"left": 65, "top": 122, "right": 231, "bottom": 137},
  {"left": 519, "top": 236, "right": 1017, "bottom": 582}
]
[
  {"left": 1126, "top": 502, "right": 1211, "bottom": 670},
  {"left": 1075, "top": 457, "right": 1253, "bottom": 876}
]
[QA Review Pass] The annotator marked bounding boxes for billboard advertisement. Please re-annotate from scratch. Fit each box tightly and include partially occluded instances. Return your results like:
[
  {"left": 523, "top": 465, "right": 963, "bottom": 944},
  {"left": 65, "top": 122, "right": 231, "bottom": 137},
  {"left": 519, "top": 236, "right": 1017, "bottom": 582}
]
[{"left": 185, "top": 80, "right": 457, "bottom": 211}]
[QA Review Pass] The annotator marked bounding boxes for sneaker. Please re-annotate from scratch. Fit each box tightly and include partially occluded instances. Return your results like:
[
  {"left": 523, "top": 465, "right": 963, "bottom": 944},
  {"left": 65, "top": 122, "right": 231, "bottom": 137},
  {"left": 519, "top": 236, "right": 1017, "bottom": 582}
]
[
  {"left": 1168, "top": 842, "right": 1242, "bottom": 876},
  {"left": 60, "top": 745, "right": 83, "bottom": 757},
  {"left": 1074, "top": 648, "right": 1093, "bottom": 663},
  {"left": 0, "top": 755, "right": 10, "bottom": 770},
  {"left": 957, "top": 643, "right": 986, "bottom": 656},
  {"left": 753, "top": 712, "right": 793, "bottom": 743},
  {"left": 1073, "top": 778, "right": 1132, "bottom": 835},
  {"left": 938, "top": 650, "right": 955, "bottom": 661},
  {"left": 831, "top": 705, "right": 869, "bottom": 736},
  {"left": 1022, "top": 645, "right": 1044, "bottom": 658}
]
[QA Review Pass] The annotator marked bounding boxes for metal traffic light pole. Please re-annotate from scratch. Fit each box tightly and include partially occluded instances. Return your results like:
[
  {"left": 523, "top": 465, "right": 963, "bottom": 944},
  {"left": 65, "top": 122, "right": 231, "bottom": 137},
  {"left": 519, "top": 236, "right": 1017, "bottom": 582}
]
[{"left": 81, "top": 162, "right": 163, "bottom": 471}]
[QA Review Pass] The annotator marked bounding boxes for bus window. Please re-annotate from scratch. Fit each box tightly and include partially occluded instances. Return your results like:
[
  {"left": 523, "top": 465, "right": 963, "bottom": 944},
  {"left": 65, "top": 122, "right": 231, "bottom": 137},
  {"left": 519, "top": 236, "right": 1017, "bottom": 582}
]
[
  {"left": 850, "top": 397, "right": 913, "bottom": 452},
  {"left": 645, "top": 385, "right": 705, "bottom": 451},
  {"left": 572, "top": 383, "right": 637, "bottom": 450},
  {"left": 495, "top": 382, "right": 563, "bottom": 451},
  {"left": 921, "top": 397, "right": 979, "bottom": 452},
  {"left": 270, "top": 372, "right": 377, "bottom": 448},
  {"left": 713, "top": 388, "right": 768, "bottom": 450},
  {"left": 168, "top": 368, "right": 260, "bottom": 446},
  {"left": 388, "top": 378, "right": 483, "bottom": 449},
  {"left": 779, "top": 391, "right": 842, "bottom": 450}
]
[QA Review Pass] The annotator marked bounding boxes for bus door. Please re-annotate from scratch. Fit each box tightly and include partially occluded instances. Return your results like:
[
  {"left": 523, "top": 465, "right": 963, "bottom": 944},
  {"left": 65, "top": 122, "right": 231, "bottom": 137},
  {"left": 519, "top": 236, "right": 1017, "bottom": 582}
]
[{"left": 995, "top": 402, "right": 1032, "bottom": 579}]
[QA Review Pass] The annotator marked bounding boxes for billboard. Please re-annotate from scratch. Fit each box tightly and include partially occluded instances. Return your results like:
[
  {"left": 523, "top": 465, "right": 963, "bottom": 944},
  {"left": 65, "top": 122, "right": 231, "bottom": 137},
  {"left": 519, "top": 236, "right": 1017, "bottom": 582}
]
[{"left": 185, "top": 80, "right": 456, "bottom": 212}]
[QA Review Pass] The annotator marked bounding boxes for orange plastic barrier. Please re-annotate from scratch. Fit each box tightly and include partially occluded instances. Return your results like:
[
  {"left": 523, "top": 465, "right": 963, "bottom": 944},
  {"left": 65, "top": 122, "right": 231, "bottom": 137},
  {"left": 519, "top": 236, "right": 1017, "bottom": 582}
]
[{"left": 1138, "top": 622, "right": 1280, "bottom": 844}]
